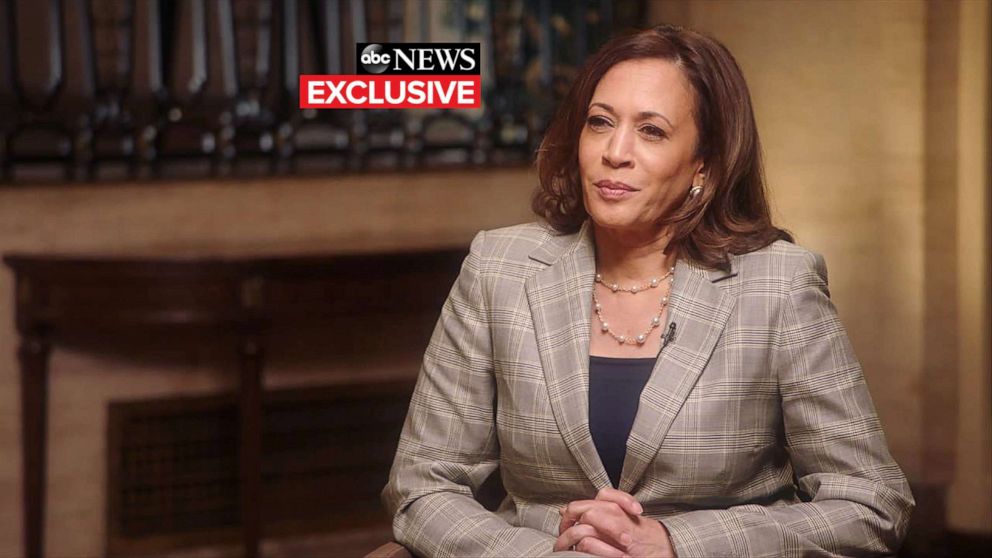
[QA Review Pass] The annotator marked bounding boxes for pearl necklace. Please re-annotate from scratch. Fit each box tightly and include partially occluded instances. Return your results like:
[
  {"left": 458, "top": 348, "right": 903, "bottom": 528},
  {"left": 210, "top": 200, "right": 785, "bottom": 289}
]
[
  {"left": 594, "top": 265, "right": 675, "bottom": 293},
  {"left": 592, "top": 268, "right": 674, "bottom": 345}
]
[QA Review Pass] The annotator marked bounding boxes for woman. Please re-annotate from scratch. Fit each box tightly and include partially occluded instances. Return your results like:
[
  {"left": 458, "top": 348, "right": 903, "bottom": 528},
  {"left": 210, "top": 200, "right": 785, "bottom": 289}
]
[{"left": 382, "top": 24, "right": 913, "bottom": 557}]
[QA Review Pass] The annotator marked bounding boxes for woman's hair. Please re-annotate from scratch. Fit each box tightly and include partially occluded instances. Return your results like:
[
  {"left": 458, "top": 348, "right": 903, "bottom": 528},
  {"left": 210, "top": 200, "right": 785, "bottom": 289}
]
[{"left": 532, "top": 23, "right": 793, "bottom": 271}]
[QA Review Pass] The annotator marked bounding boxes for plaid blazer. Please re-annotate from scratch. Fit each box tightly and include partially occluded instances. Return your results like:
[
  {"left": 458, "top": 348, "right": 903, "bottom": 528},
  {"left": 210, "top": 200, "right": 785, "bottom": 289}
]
[{"left": 382, "top": 220, "right": 913, "bottom": 557}]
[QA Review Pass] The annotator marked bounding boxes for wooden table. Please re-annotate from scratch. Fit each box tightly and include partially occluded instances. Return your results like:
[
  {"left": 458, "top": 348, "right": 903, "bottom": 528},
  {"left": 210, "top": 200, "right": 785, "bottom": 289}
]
[{"left": 4, "top": 247, "right": 466, "bottom": 558}]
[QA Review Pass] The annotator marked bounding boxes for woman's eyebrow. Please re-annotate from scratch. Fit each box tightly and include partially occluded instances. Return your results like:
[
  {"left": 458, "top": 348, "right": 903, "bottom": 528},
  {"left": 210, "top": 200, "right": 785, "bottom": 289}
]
[{"left": 589, "top": 102, "right": 674, "bottom": 128}]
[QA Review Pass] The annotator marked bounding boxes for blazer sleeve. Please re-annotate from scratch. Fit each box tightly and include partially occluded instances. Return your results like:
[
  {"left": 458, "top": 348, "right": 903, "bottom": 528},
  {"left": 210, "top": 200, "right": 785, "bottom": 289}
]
[
  {"left": 659, "top": 250, "right": 915, "bottom": 557},
  {"left": 380, "top": 230, "right": 560, "bottom": 557}
]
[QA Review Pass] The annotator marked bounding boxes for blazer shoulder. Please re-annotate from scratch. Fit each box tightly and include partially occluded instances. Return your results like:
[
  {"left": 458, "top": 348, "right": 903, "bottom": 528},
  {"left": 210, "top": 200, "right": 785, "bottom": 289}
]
[
  {"left": 734, "top": 239, "right": 828, "bottom": 284},
  {"left": 473, "top": 221, "right": 557, "bottom": 264}
]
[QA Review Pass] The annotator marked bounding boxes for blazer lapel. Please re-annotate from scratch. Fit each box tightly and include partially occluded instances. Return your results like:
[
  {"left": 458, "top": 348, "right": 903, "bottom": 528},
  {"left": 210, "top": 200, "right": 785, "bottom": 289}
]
[
  {"left": 619, "top": 258, "right": 739, "bottom": 493},
  {"left": 525, "top": 221, "right": 611, "bottom": 490}
]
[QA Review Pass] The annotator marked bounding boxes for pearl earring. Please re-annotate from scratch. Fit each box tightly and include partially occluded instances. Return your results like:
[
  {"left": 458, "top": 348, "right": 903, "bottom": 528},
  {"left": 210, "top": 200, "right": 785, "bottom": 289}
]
[{"left": 689, "top": 185, "right": 703, "bottom": 197}]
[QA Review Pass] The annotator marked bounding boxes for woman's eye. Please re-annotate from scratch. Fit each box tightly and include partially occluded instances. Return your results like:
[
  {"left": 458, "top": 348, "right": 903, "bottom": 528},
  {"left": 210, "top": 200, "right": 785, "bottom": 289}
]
[
  {"left": 586, "top": 116, "right": 610, "bottom": 130},
  {"left": 585, "top": 116, "right": 664, "bottom": 139},
  {"left": 640, "top": 125, "right": 666, "bottom": 138}
]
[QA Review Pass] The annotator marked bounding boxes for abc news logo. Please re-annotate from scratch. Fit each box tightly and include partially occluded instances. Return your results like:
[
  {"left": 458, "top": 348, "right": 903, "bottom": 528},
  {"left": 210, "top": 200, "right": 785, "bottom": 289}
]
[
  {"left": 299, "top": 42, "right": 481, "bottom": 109},
  {"left": 358, "top": 43, "right": 480, "bottom": 75}
]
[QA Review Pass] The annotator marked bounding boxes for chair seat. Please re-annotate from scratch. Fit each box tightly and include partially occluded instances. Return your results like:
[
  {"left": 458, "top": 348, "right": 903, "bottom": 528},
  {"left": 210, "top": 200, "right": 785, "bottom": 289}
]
[{"left": 364, "top": 541, "right": 414, "bottom": 558}]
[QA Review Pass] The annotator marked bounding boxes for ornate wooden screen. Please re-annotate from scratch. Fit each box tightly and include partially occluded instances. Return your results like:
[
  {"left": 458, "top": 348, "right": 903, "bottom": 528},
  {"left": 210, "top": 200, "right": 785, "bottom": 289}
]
[{"left": 0, "top": 0, "right": 646, "bottom": 183}]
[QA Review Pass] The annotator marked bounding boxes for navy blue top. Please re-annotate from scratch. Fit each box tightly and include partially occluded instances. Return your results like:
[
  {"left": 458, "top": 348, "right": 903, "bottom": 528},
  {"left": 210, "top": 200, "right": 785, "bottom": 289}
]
[{"left": 588, "top": 355, "right": 656, "bottom": 488}]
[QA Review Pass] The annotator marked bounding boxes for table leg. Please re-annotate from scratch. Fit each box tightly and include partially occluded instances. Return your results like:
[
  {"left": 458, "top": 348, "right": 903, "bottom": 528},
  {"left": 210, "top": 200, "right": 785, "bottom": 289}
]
[
  {"left": 19, "top": 333, "right": 50, "bottom": 558},
  {"left": 238, "top": 336, "right": 264, "bottom": 558}
]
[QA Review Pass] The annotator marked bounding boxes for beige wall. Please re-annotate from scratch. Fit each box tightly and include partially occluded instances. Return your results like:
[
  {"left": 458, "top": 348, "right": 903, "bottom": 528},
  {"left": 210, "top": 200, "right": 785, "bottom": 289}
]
[
  {"left": 946, "top": 0, "right": 991, "bottom": 534},
  {"left": 651, "top": 0, "right": 991, "bottom": 535}
]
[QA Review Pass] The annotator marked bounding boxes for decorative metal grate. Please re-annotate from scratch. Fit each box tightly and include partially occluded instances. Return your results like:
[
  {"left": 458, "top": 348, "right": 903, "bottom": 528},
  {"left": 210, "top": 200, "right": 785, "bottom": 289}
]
[
  {"left": 106, "top": 380, "right": 414, "bottom": 554},
  {"left": 0, "top": 0, "right": 646, "bottom": 184}
]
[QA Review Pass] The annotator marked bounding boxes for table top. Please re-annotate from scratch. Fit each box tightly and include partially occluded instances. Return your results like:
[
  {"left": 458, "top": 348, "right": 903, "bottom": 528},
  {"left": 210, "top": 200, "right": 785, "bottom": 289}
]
[{"left": 4, "top": 245, "right": 469, "bottom": 333}]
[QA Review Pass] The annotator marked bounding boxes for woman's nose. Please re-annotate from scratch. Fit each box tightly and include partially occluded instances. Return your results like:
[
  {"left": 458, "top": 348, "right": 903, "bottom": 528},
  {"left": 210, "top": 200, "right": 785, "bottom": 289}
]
[{"left": 602, "top": 128, "right": 634, "bottom": 168}]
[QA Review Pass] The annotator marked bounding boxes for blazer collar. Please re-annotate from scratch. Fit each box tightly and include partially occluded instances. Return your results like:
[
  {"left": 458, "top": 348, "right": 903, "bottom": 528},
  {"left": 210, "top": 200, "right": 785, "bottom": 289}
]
[
  {"left": 525, "top": 220, "right": 739, "bottom": 492},
  {"left": 527, "top": 220, "right": 738, "bottom": 281}
]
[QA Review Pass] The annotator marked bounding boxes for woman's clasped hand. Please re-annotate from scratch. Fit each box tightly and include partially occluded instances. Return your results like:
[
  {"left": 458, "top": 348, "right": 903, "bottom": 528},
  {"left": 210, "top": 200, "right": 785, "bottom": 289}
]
[{"left": 555, "top": 488, "right": 676, "bottom": 558}]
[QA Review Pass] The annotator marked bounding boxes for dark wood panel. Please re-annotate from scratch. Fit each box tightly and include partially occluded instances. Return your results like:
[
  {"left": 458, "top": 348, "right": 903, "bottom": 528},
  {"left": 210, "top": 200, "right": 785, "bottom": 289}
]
[{"left": 5, "top": 247, "right": 464, "bottom": 558}]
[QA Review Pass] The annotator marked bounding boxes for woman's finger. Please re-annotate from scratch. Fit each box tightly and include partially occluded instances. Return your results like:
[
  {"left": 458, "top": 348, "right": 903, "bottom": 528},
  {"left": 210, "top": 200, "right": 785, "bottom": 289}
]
[
  {"left": 595, "top": 487, "right": 644, "bottom": 515},
  {"left": 553, "top": 523, "right": 600, "bottom": 552},
  {"left": 578, "top": 505, "right": 635, "bottom": 549},
  {"left": 575, "top": 535, "right": 628, "bottom": 558},
  {"left": 559, "top": 499, "right": 600, "bottom": 534}
]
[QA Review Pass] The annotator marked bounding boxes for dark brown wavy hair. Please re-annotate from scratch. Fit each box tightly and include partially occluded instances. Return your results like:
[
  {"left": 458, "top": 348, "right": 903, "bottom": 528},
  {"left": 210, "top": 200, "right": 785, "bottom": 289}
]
[{"left": 532, "top": 24, "right": 793, "bottom": 272}]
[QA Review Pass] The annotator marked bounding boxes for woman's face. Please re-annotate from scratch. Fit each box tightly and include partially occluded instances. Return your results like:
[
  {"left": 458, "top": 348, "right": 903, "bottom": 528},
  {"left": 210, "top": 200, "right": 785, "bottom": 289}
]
[{"left": 579, "top": 58, "right": 703, "bottom": 238}]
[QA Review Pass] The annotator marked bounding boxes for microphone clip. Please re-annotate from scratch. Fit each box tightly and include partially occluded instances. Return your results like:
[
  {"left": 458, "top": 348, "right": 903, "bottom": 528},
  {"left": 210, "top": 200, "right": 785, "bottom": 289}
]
[{"left": 661, "top": 322, "right": 677, "bottom": 348}]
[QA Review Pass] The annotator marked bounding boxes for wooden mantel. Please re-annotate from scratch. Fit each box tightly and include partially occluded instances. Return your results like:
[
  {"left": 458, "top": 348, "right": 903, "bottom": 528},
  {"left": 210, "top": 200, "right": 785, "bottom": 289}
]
[{"left": 4, "top": 247, "right": 468, "bottom": 558}]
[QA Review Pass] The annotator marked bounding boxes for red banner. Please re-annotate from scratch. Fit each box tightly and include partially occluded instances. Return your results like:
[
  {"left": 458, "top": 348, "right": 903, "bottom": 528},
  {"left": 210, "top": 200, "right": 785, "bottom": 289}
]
[{"left": 300, "top": 75, "right": 481, "bottom": 109}]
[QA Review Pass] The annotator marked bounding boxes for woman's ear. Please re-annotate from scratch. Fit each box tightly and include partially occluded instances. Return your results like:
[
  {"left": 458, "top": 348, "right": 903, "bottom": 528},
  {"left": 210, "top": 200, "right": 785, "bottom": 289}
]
[{"left": 693, "top": 167, "right": 706, "bottom": 188}]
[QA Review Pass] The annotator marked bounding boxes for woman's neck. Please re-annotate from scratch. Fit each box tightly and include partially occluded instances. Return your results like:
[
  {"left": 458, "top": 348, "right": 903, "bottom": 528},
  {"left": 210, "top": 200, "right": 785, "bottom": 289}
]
[{"left": 592, "top": 223, "right": 678, "bottom": 282}]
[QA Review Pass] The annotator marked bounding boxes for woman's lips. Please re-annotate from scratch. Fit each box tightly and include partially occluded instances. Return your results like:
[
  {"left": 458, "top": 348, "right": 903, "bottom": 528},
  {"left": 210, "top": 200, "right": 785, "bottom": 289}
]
[{"left": 594, "top": 180, "right": 637, "bottom": 200}]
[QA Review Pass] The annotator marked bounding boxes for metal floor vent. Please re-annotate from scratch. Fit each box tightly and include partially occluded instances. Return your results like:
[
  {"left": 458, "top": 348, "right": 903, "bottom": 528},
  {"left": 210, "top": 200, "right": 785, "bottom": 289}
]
[{"left": 106, "top": 381, "right": 413, "bottom": 556}]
